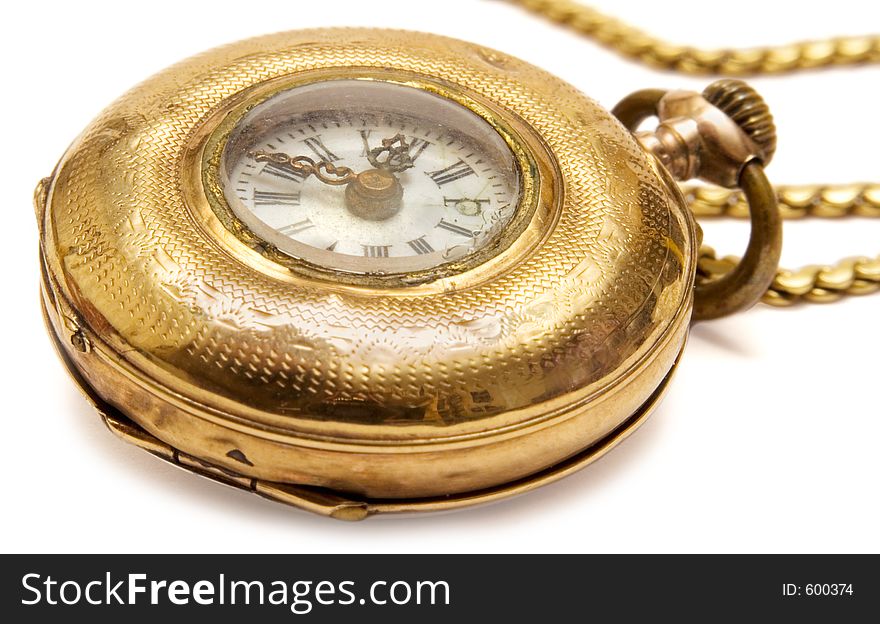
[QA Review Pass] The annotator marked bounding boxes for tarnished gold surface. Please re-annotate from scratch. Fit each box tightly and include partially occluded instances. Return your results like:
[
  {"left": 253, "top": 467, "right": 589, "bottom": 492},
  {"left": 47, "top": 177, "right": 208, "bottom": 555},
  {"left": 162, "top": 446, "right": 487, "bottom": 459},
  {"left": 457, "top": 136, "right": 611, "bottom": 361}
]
[
  {"left": 38, "top": 28, "right": 695, "bottom": 511},
  {"left": 633, "top": 85, "right": 773, "bottom": 188},
  {"left": 615, "top": 82, "right": 782, "bottom": 320},
  {"left": 42, "top": 289, "right": 684, "bottom": 520}
]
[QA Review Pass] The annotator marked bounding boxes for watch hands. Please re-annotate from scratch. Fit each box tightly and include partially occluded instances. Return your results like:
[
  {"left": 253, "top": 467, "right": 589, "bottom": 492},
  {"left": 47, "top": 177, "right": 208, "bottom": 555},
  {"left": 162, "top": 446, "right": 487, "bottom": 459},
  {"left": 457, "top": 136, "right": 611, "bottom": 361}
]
[
  {"left": 250, "top": 133, "right": 414, "bottom": 187},
  {"left": 250, "top": 134, "right": 412, "bottom": 221},
  {"left": 251, "top": 151, "right": 357, "bottom": 185},
  {"left": 365, "top": 133, "right": 414, "bottom": 173}
]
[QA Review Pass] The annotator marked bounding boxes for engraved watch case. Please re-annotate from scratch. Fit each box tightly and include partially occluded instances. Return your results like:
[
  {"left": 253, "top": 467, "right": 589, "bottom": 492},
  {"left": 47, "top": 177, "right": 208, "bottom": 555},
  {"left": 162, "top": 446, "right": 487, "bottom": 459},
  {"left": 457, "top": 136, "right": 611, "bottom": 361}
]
[{"left": 37, "top": 29, "right": 696, "bottom": 518}]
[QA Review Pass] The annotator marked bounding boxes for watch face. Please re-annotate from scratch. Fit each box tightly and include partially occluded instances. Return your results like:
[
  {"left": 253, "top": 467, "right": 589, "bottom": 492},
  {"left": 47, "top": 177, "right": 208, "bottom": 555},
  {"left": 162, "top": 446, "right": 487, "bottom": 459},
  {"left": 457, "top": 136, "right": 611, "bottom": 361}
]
[{"left": 220, "top": 79, "right": 521, "bottom": 275}]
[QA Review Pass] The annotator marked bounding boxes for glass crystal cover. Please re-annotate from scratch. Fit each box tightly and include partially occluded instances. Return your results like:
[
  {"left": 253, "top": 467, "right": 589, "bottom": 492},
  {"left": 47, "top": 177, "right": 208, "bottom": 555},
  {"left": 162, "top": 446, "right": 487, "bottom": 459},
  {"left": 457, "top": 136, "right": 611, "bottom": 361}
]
[{"left": 220, "top": 80, "right": 521, "bottom": 275}]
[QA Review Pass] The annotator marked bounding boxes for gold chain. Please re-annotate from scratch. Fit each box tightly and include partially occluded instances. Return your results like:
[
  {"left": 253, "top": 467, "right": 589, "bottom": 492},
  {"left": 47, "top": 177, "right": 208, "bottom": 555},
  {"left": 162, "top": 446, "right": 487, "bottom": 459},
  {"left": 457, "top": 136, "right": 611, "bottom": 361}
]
[
  {"left": 508, "top": 0, "right": 880, "bottom": 74},
  {"left": 687, "top": 184, "right": 880, "bottom": 220},
  {"left": 689, "top": 185, "right": 880, "bottom": 304},
  {"left": 507, "top": 0, "right": 880, "bottom": 305}
]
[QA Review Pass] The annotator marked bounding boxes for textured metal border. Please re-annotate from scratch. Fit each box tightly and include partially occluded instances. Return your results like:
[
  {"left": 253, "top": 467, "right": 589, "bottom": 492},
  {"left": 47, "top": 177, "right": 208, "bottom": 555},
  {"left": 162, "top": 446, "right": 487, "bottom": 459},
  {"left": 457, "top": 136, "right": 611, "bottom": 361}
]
[{"left": 43, "top": 283, "right": 682, "bottom": 519}]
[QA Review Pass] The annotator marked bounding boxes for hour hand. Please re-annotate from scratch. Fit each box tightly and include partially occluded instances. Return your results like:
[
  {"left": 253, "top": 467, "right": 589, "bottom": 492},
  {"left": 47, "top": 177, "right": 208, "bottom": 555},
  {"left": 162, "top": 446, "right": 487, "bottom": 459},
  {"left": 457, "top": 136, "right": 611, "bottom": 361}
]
[{"left": 366, "top": 133, "right": 414, "bottom": 173}]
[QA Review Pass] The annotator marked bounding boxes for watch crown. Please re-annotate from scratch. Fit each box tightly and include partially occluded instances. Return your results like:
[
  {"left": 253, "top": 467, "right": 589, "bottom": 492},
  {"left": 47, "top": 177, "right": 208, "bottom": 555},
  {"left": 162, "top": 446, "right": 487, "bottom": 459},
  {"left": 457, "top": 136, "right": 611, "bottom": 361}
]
[{"left": 703, "top": 79, "right": 777, "bottom": 166}]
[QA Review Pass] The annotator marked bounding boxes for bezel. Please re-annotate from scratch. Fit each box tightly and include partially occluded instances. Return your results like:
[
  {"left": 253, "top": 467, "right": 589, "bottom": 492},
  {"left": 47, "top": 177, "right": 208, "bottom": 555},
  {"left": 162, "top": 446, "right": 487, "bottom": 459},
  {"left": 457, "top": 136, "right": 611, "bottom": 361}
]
[{"left": 191, "top": 69, "right": 551, "bottom": 290}]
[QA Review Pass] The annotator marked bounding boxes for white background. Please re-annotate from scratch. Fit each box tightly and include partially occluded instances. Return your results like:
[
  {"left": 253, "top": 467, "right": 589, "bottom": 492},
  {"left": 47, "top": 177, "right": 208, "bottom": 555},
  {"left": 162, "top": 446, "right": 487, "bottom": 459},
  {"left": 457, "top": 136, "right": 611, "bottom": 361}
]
[{"left": 2, "top": 0, "right": 878, "bottom": 553}]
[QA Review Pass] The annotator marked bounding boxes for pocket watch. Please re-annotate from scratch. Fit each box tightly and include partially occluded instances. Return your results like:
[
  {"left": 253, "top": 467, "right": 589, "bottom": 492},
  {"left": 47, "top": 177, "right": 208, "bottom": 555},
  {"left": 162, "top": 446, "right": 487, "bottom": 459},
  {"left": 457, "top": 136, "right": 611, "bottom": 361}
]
[{"left": 36, "top": 6, "right": 879, "bottom": 519}]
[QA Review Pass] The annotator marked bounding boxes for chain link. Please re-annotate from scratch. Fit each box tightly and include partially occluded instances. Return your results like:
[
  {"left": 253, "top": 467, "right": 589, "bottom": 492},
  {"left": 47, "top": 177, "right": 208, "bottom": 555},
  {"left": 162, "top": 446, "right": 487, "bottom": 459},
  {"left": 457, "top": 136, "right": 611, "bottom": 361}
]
[
  {"left": 686, "top": 183, "right": 880, "bottom": 220},
  {"left": 698, "top": 248, "right": 880, "bottom": 305},
  {"left": 690, "top": 184, "right": 880, "bottom": 304},
  {"left": 508, "top": 0, "right": 880, "bottom": 305},
  {"left": 508, "top": 0, "right": 880, "bottom": 75}
]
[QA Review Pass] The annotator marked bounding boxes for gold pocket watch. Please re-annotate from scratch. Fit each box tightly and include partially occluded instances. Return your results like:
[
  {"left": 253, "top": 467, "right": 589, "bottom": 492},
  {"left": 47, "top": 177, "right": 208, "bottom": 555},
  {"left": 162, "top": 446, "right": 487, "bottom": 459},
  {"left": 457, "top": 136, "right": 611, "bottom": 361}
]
[{"left": 37, "top": 5, "right": 879, "bottom": 520}]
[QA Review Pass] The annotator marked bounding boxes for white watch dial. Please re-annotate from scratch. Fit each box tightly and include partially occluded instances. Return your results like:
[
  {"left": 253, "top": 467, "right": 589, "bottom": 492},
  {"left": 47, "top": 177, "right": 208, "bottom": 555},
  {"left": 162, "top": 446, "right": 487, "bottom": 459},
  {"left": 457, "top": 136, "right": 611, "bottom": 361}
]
[{"left": 220, "top": 80, "right": 521, "bottom": 275}]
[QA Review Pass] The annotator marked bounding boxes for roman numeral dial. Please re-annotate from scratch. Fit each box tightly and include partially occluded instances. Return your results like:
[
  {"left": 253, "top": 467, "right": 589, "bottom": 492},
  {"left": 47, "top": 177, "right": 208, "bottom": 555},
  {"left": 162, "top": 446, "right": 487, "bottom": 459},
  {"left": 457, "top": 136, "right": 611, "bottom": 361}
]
[
  {"left": 436, "top": 219, "right": 476, "bottom": 238},
  {"left": 262, "top": 162, "right": 308, "bottom": 183},
  {"left": 408, "top": 138, "right": 432, "bottom": 162},
  {"left": 254, "top": 190, "right": 301, "bottom": 207},
  {"left": 277, "top": 219, "right": 314, "bottom": 236},
  {"left": 362, "top": 245, "right": 390, "bottom": 258},
  {"left": 222, "top": 83, "right": 519, "bottom": 277},
  {"left": 302, "top": 136, "right": 340, "bottom": 162},
  {"left": 426, "top": 159, "right": 476, "bottom": 187},
  {"left": 407, "top": 236, "right": 435, "bottom": 255}
]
